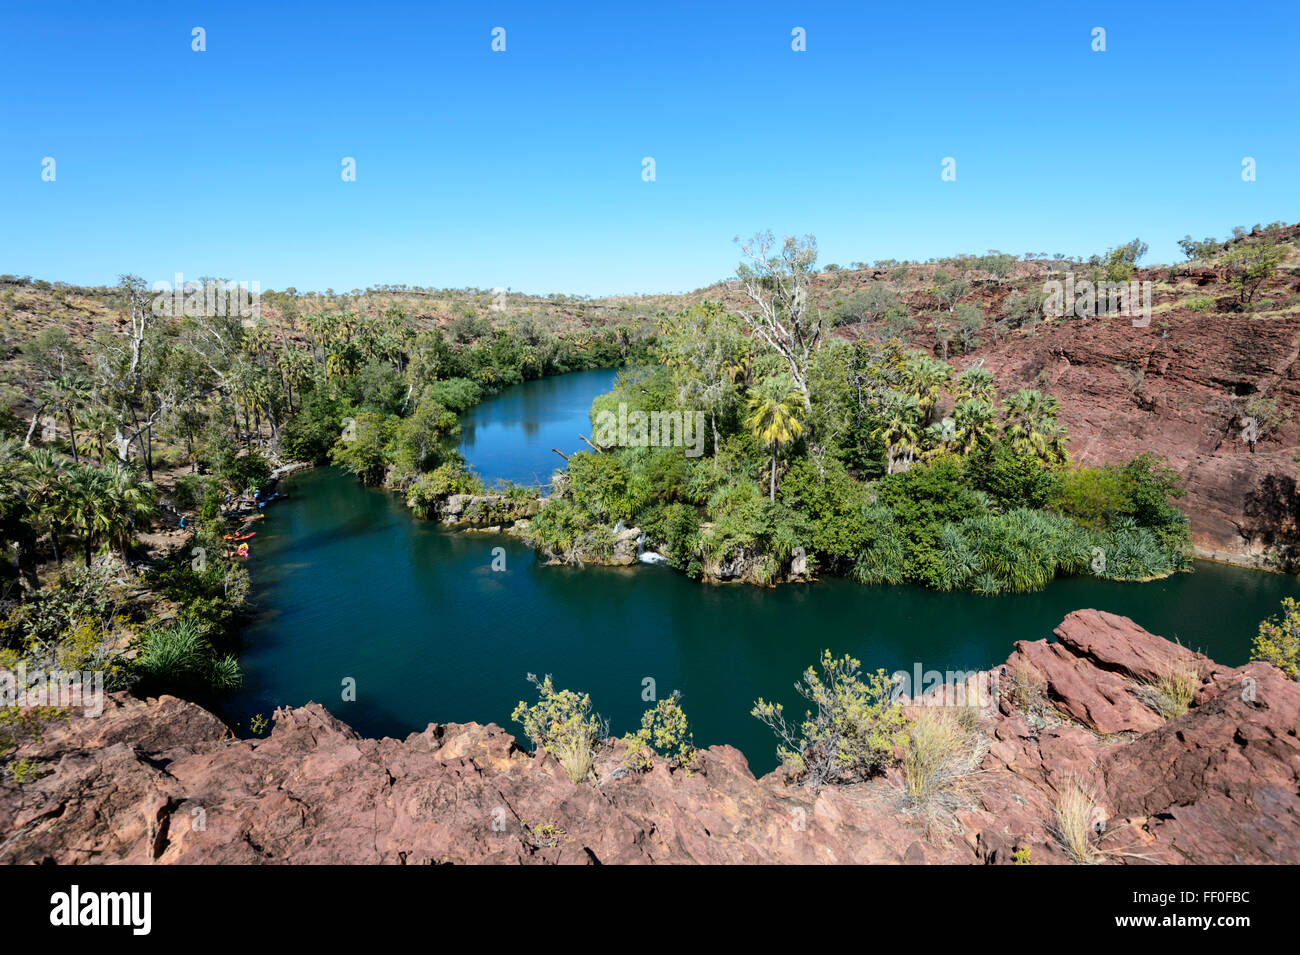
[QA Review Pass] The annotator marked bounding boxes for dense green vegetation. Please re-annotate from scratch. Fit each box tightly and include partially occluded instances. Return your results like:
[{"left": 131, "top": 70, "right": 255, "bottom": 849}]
[
  {"left": 0, "top": 277, "right": 654, "bottom": 703},
  {"left": 3, "top": 218, "right": 1295, "bottom": 718},
  {"left": 530, "top": 236, "right": 1192, "bottom": 592}
]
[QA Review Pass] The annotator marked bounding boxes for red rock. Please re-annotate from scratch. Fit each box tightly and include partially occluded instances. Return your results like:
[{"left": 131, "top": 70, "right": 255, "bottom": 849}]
[{"left": 1, "top": 610, "right": 1297, "bottom": 864}]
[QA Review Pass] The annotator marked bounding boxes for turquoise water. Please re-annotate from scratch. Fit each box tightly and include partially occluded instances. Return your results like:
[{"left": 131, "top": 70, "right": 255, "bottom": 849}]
[{"left": 226, "top": 372, "right": 1300, "bottom": 773}]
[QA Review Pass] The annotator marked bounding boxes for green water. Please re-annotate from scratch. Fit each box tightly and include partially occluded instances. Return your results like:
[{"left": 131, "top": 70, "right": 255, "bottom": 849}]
[{"left": 228, "top": 371, "right": 1300, "bottom": 773}]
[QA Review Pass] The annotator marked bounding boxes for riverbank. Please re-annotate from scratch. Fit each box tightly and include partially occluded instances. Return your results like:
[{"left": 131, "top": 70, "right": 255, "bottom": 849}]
[{"left": 6, "top": 609, "right": 1297, "bottom": 864}]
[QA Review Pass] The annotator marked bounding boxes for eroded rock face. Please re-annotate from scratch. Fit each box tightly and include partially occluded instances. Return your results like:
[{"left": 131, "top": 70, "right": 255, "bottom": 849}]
[
  {"left": 439, "top": 494, "right": 539, "bottom": 529},
  {"left": 959, "top": 304, "right": 1300, "bottom": 568},
  {"left": 2, "top": 610, "right": 1296, "bottom": 864}
]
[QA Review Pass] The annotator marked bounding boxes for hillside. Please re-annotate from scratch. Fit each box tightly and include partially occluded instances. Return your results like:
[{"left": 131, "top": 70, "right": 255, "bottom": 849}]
[{"left": 3, "top": 222, "right": 1298, "bottom": 566}]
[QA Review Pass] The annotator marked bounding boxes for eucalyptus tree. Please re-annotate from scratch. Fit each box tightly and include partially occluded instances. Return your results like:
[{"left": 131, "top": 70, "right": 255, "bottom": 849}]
[
  {"left": 658, "top": 302, "right": 746, "bottom": 458},
  {"left": 733, "top": 232, "right": 823, "bottom": 413}
]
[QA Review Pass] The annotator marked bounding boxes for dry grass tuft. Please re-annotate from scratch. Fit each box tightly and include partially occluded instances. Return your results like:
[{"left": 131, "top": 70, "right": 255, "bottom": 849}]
[{"left": 900, "top": 706, "right": 988, "bottom": 842}]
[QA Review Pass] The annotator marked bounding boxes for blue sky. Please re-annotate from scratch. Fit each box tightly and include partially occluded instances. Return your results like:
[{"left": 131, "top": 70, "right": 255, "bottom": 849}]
[{"left": 2, "top": 1, "right": 1297, "bottom": 295}]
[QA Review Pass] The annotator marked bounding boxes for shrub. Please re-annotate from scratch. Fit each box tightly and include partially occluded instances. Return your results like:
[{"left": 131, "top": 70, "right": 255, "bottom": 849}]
[
  {"left": 752, "top": 650, "right": 908, "bottom": 786},
  {"left": 511, "top": 673, "right": 606, "bottom": 783},
  {"left": 622, "top": 691, "right": 697, "bottom": 772},
  {"left": 1220, "top": 243, "right": 1280, "bottom": 303},
  {"left": 132, "top": 619, "right": 243, "bottom": 696},
  {"left": 421, "top": 377, "right": 483, "bottom": 413},
  {"left": 280, "top": 389, "right": 350, "bottom": 463},
  {"left": 328, "top": 411, "right": 396, "bottom": 486},
  {"left": 1252, "top": 598, "right": 1300, "bottom": 679}
]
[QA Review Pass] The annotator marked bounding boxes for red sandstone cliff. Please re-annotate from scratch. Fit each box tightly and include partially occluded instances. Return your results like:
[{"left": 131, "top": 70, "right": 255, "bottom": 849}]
[
  {"left": 1, "top": 610, "right": 1296, "bottom": 865},
  {"left": 961, "top": 304, "right": 1300, "bottom": 568}
]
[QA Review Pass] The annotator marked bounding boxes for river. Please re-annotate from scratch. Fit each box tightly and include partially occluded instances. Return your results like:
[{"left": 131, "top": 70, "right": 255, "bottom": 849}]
[{"left": 227, "top": 368, "right": 1300, "bottom": 773}]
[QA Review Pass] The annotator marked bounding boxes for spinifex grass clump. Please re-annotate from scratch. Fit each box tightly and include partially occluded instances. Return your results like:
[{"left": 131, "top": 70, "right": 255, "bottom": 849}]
[
  {"left": 1052, "top": 777, "right": 1104, "bottom": 864},
  {"left": 1152, "top": 662, "right": 1200, "bottom": 719},
  {"left": 512, "top": 673, "right": 606, "bottom": 784},
  {"left": 753, "top": 650, "right": 909, "bottom": 786},
  {"left": 903, "top": 706, "right": 985, "bottom": 807}
]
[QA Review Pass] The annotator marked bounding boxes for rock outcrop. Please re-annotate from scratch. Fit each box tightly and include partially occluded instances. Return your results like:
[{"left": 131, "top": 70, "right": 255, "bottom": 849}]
[
  {"left": 960, "top": 302, "right": 1300, "bottom": 569},
  {"left": 437, "top": 493, "right": 539, "bottom": 529},
  {"left": 2, "top": 610, "right": 1296, "bottom": 864}
]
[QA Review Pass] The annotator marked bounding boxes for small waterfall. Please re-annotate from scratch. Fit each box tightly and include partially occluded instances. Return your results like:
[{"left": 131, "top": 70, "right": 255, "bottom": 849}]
[{"left": 636, "top": 531, "right": 669, "bottom": 565}]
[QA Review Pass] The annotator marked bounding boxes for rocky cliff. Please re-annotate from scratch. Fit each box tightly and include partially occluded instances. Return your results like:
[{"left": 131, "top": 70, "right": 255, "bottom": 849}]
[
  {"left": 2, "top": 610, "right": 1296, "bottom": 864},
  {"left": 959, "top": 292, "right": 1300, "bottom": 569}
]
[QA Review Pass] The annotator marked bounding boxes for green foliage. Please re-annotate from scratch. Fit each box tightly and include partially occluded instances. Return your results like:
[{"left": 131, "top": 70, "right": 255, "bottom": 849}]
[
  {"left": 1252, "top": 597, "right": 1300, "bottom": 679},
  {"left": 205, "top": 441, "right": 272, "bottom": 494},
  {"left": 511, "top": 673, "right": 605, "bottom": 783},
  {"left": 328, "top": 411, "right": 396, "bottom": 486},
  {"left": 752, "top": 650, "right": 909, "bottom": 786},
  {"left": 1178, "top": 235, "right": 1220, "bottom": 261},
  {"left": 1093, "top": 238, "right": 1148, "bottom": 282},
  {"left": 967, "top": 440, "right": 1062, "bottom": 509},
  {"left": 280, "top": 388, "right": 350, "bottom": 463},
  {"left": 421, "top": 377, "right": 483, "bottom": 413},
  {"left": 564, "top": 453, "right": 637, "bottom": 523},
  {"left": 622, "top": 691, "right": 697, "bottom": 772},
  {"left": 1, "top": 705, "right": 69, "bottom": 783},
  {"left": 1219, "top": 243, "right": 1280, "bottom": 303},
  {"left": 132, "top": 619, "right": 243, "bottom": 697},
  {"left": 405, "top": 461, "right": 484, "bottom": 518}
]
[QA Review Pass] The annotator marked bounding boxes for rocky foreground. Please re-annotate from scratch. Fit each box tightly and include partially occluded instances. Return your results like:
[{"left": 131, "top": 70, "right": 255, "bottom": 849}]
[{"left": 1, "top": 609, "right": 1297, "bottom": 864}]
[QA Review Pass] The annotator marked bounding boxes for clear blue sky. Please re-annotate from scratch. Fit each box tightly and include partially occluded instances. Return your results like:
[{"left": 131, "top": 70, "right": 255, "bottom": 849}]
[{"left": 3, "top": 0, "right": 1297, "bottom": 295}]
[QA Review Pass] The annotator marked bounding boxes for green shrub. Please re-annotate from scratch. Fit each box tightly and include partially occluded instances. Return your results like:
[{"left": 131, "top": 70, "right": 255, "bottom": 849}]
[
  {"left": 1252, "top": 598, "right": 1300, "bottom": 679},
  {"left": 752, "top": 650, "right": 908, "bottom": 785},
  {"left": 132, "top": 619, "right": 243, "bottom": 696},
  {"left": 622, "top": 691, "right": 697, "bottom": 772},
  {"left": 511, "top": 673, "right": 605, "bottom": 783}
]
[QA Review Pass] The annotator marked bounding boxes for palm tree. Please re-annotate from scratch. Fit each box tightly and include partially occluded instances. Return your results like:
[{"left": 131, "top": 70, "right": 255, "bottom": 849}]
[
  {"left": 1001, "top": 389, "right": 1068, "bottom": 465},
  {"left": 901, "top": 353, "right": 952, "bottom": 424},
  {"left": 952, "top": 398, "right": 998, "bottom": 454},
  {"left": 25, "top": 448, "right": 70, "bottom": 571},
  {"left": 66, "top": 466, "right": 111, "bottom": 566},
  {"left": 874, "top": 391, "right": 922, "bottom": 474},
  {"left": 745, "top": 377, "right": 805, "bottom": 500},
  {"left": 46, "top": 373, "right": 91, "bottom": 464},
  {"left": 954, "top": 366, "right": 995, "bottom": 404},
  {"left": 102, "top": 461, "right": 158, "bottom": 558}
]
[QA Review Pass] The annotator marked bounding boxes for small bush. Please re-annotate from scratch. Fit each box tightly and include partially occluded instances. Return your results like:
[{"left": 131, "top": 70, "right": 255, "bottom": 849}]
[
  {"left": 623, "top": 691, "right": 697, "bottom": 772},
  {"left": 511, "top": 673, "right": 606, "bottom": 784},
  {"left": 752, "top": 650, "right": 908, "bottom": 786},
  {"left": 1252, "top": 597, "right": 1300, "bottom": 679}
]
